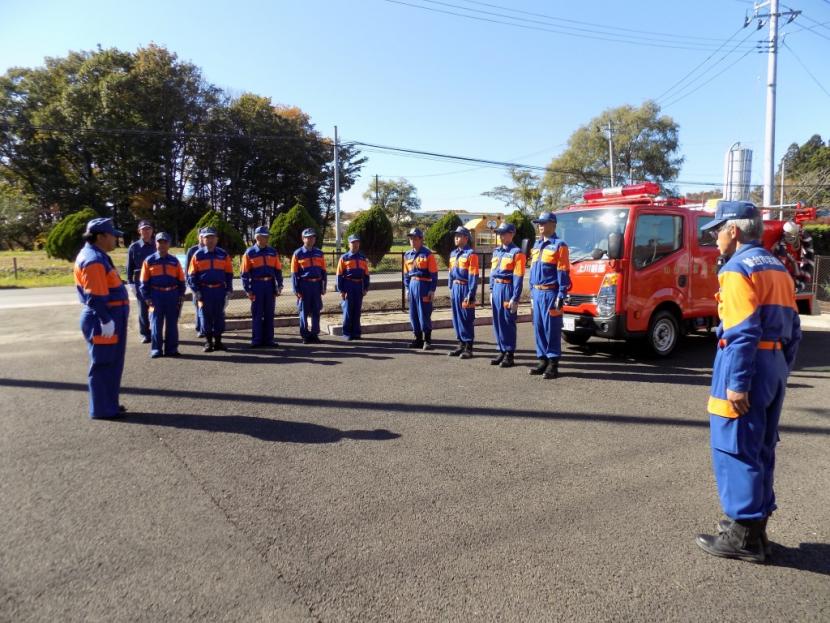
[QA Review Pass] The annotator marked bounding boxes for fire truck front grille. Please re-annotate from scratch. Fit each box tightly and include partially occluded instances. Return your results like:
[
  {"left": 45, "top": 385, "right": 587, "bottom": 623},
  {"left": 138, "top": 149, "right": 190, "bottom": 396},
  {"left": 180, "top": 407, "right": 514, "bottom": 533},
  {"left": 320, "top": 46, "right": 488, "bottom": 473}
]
[{"left": 568, "top": 294, "right": 597, "bottom": 306}]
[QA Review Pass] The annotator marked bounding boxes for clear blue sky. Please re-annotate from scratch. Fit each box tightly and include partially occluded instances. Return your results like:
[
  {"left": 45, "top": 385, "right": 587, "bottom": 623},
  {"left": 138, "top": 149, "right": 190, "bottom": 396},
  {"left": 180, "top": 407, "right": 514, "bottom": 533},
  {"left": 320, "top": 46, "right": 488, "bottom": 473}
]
[{"left": 2, "top": 0, "right": 828, "bottom": 214}]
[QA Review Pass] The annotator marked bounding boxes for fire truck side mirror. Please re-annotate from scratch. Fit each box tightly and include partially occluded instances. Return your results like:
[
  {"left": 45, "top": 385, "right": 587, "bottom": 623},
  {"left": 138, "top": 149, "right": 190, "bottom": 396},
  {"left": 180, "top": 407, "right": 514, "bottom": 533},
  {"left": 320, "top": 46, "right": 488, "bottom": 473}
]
[{"left": 607, "top": 232, "right": 623, "bottom": 260}]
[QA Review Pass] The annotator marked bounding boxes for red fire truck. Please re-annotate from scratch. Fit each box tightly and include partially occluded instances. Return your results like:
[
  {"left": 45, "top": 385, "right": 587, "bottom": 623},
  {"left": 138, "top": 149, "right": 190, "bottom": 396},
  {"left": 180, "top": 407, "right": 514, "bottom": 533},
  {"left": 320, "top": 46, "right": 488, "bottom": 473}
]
[{"left": 558, "top": 183, "right": 817, "bottom": 356}]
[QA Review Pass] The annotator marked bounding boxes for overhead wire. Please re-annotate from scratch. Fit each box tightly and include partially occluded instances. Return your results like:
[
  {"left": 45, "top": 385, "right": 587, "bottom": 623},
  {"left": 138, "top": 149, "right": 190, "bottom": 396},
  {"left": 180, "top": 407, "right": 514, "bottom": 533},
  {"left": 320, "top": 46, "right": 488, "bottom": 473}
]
[{"left": 782, "top": 39, "right": 830, "bottom": 97}]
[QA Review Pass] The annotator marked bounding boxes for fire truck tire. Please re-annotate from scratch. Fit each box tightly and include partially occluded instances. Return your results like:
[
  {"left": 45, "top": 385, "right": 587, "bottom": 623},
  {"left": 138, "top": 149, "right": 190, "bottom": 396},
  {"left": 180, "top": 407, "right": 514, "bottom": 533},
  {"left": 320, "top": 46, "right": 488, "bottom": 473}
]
[
  {"left": 645, "top": 310, "right": 679, "bottom": 357},
  {"left": 563, "top": 332, "right": 591, "bottom": 346}
]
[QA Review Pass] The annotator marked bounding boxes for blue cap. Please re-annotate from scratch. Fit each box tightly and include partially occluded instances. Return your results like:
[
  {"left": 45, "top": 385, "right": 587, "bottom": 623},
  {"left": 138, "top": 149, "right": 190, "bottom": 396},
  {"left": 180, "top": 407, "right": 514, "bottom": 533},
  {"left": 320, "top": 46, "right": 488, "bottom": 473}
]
[
  {"left": 200, "top": 227, "right": 218, "bottom": 237},
  {"left": 700, "top": 200, "right": 759, "bottom": 231},
  {"left": 254, "top": 226, "right": 270, "bottom": 236},
  {"left": 347, "top": 234, "right": 361, "bottom": 243},
  {"left": 85, "top": 218, "right": 123, "bottom": 237},
  {"left": 532, "top": 211, "right": 557, "bottom": 224},
  {"left": 495, "top": 222, "right": 515, "bottom": 234},
  {"left": 407, "top": 228, "right": 424, "bottom": 238},
  {"left": 301, "top": 228, "right": 317, "bottom": 238},
  {"left": 155, "top": 232, "right": 171, "bottom": 242},
  {"left": 138, "top": 220, "right": 153, "bottom": 230},
  {"left": 453, "top": 226, "right": 471, "bottom": 238}
]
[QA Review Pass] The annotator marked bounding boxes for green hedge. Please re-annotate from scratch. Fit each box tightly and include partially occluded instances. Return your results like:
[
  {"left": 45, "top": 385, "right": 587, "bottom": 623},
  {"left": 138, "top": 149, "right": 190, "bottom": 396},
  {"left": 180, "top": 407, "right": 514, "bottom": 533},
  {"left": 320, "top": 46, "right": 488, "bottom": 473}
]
[
  {"left": 270, "top": 203, "right": 318, "bottom": 255},
  {"left": 805, "top": 224, "right": 830, "bottom": 256},
  {"left": 45, "top": 207, "right": 100, "bottom": 262},
  {"left": 346, "top": 206, "right": 394, "bottom": 266},
  {"left": 424, "top": 211, "right": 463, "bottom": 264},
  {"left": 183, "top": 211, "right": 246, "bottom": 255}
]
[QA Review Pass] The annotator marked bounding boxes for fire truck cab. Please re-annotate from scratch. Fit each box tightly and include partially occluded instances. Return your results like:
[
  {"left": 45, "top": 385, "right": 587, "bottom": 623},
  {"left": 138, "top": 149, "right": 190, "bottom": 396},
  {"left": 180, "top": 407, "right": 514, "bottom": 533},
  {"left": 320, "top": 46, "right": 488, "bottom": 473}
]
[{"left": 557, "top": 182, "right": 824, "bottom": 357}]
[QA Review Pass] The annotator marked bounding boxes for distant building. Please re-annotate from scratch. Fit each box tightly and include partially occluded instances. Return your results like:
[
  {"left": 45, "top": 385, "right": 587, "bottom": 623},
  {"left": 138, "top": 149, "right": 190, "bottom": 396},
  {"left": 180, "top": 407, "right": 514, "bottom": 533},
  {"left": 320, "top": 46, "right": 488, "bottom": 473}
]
[{"left": 463, "top": 214, "right": 505, "bottom": 247}]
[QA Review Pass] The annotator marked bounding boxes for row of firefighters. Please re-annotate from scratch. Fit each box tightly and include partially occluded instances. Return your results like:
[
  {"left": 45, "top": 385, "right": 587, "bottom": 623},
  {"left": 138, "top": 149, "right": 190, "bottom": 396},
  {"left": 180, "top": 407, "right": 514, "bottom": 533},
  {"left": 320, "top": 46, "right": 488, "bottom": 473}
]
[{"left": 122, "top": 215, "right": 571, "bottom": 376}]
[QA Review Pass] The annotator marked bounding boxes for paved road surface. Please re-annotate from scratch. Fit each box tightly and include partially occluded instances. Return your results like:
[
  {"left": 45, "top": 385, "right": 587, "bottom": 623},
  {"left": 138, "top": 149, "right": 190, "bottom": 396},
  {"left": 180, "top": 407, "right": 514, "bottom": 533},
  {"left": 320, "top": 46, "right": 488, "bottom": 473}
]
[{"left": 1, "top": 305, "right": 828, "bottom": 622}]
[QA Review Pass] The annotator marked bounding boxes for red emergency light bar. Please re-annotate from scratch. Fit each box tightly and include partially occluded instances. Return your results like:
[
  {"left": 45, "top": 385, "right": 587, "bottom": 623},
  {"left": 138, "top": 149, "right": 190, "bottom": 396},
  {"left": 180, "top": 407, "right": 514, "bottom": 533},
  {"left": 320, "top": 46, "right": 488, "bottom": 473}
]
[{"left": 583, "top": 182, "right": 662, "bottom": 201}]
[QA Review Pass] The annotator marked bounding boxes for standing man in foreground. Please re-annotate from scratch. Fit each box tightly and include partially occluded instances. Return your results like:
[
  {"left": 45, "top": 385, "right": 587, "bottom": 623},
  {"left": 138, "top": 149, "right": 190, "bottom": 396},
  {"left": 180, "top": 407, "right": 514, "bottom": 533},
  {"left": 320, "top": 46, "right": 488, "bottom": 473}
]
[
  {"left": 241, "top": 226, "right": 283, "bottom": 348},
  {"left": 528, "top": 212, "right": 570, "bottom": 380},
  {"left": 403, "top": 227, "right": 439, "bottom": 350},
  {"left": 447, "top": 226, "right": 479, "bottom": 359},
  {"left": 188, "top": 227, "right": 233, "bottom": 352},
  {"left": 291, "top": 228, "right": 327, "bottom": 344},
  {"left": 73, "top": 218, "right": 130, "bottom": 419},
  {"left": 696, "top": 201, "right": 801, "bottom": 563},
  {"left": 489, "top": 222, "right": 526, "bottom": 368},
  {"left": 126, "top": 220, "right": 155, "bottom": 343},
  {"left": 139, "top": 232, "right": 186, "bottom": 358},
  {"left": 336, "top": 234, "right": 370, "bottom": 341},
  {"left": 185, "top": 231, "right": 205, "bottom": 337}
]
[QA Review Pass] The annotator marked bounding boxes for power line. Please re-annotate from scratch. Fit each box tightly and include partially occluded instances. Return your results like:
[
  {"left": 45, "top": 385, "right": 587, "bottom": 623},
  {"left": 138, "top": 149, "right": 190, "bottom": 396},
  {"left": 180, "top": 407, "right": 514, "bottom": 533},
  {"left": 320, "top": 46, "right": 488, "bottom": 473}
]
[
  {"left": 382, "top": 0, "right": 758, "bottom": 51},
  {"left": 782, "top": 39, "right": 830, "bottom": 98},
  {"left": 660, "top": 48, "right": 756, "bottom": 109}
]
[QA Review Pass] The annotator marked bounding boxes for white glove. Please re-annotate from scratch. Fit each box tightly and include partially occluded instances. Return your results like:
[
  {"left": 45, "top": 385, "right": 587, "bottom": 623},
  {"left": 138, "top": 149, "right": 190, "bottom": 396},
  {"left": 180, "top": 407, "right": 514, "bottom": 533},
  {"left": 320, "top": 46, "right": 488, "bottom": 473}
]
[
  {"left": 508, "top": 299, "right": 518, "bottom": 314},
  {"left": 100, "top": 320, "right": 115, "bottom": 338}
]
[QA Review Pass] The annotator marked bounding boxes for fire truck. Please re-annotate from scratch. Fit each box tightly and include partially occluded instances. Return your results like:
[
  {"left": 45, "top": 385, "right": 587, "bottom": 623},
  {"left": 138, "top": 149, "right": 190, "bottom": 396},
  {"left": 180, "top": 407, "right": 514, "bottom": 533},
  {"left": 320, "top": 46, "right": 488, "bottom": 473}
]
[{"left": 557, "top": 183, "right": 817, "bottom": 357}]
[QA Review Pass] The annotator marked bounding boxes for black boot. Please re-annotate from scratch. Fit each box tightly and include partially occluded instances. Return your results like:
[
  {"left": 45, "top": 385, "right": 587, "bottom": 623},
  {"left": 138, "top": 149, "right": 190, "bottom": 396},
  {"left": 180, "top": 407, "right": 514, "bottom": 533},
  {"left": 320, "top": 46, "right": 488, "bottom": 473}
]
[
  {"left": 203, "top": 336, "right": 214, "bottom": 352},
  {"left": 459, "top": 342, "right": 473, "bottom": 359},
  {"left": 499, "top": 351, "right": 515, "bottom": 368},
  {"left": 490, "top": 352, "right": 506, "bottom": 366},
  {"left": 448, "top": 341, "right": 465, "bottom": 357},
  {"left": 213, "top": 335, "right": 227, "bottom": 351},
  {"left": 543, "top": 358, "right": 559, "bottom": 379},
  {"left": 423, "top": 331, "right": 433, "bottom": 351},
  {"left": 529, "top": 357, "right": 548, "bottom": 375},
  {"left": 718, "top": 517, "right": 772, "bottom": 556},
  {"left": 408, "top": 332, "right": 424, "bottom": 349},
  {"left": 696, "top": 518, "right": 766, "bottom": 563}
]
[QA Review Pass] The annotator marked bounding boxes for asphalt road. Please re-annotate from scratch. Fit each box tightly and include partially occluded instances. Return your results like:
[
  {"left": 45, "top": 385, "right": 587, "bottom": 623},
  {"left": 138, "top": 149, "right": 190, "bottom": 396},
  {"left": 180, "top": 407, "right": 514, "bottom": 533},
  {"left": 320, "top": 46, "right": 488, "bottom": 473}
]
[{"left": 1, "top": 303, "right": 828, "bottom": 622}]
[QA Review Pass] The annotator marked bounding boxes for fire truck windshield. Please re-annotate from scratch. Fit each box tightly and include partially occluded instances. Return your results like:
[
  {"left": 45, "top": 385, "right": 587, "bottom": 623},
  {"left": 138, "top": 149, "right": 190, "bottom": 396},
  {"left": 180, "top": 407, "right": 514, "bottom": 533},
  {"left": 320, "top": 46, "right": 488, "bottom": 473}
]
[{"left": 557, "top": 208, "right": 630, "bottom": 262}]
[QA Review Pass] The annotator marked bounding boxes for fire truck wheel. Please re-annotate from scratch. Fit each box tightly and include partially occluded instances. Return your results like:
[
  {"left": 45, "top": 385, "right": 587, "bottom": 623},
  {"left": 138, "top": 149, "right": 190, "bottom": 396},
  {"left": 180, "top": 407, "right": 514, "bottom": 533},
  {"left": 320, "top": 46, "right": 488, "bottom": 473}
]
[
  {"left": 563, "top": 332, "right": 591, "bottom": 347},
  {"left": 646, "top": 310, "right": 679, "bottom": 357}
]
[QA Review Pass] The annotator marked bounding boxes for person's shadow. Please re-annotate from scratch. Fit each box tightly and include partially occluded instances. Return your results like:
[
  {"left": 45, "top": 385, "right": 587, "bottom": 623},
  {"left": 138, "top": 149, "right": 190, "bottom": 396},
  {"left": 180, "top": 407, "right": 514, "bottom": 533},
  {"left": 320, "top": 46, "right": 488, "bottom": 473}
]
[
  {"left": 117, "top": 412, "right": 400, "bottom": 444},
  {"left": 768, "top": 542, "right": 830, "bottom": 576}
]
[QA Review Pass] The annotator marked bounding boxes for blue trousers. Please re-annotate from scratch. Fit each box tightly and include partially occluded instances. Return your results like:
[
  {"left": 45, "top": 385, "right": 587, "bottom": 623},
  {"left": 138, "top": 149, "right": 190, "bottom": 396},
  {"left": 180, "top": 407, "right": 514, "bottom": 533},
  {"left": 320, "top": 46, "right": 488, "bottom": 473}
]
[
  {"left": 81, "top": 305, "right": 128, "bottom": 419},
  {"left": 192, "top": 294, "right": 202, "bottom": 335},
  {"left": 408, "top": 280, "right": 433, "bottom": 334},
  {"left": 710, "top": 350, "right": 788, "bottom": 520},
  {"left": 450, "top": 282, "right": 475, "bottom": 343},
  {"left": 297, "top": 281, "right": 322, "bottom": 338},
  {"left": 340, "top": 281, "right": 364, "bottom": 338},
  {"left": 531, "top": 288, "right": 562, "bottom": 359},
  {"left": 250, "top": 281, "right": 276, "bottom": 345},
  {"left": 491, "top": 282, "right": 517, "bottom": 352},
  {"left": 134, "top": 286, "right": 150, "bottom": 339},
  {"left": 198, "top": 288, "right": 226, "bottom": 337},
  {"left": 149, "top": 291, "right": 180, "bottom": 355}
]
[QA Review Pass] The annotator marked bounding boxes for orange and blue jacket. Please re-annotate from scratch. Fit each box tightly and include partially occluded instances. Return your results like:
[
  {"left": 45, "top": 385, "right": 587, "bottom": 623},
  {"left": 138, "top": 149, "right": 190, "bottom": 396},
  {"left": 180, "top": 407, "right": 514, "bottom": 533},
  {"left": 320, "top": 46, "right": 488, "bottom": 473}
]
[
  {"left": 529, "top": 236, "right": 571, "bottom": 296},
  {"left": 241, "top": 244, "right": 283, "bottom": 292},
  {"left": 187, "top": 247, "right": 234, "bottom": 294},
  {"left": 707, "top": 242, "right": 802, "bottom": 418},
  {"left": 448, "top": 246, "right": 479, "bottom": 300},
  {"left": 73, "top": 242, "right": 129, "bottom": 323},
  {"left": 291, "top": 246, "right": 327, "bottom": 291},
  {"left": 490, "top": 243, "right": 527, "bottom": 301},
  {"left": 403, "top": 246, "right": 439, "bottom": 291},
  {"left": 139, "top": 252, "right": 186, "bottom": 300},
  {"left": 126, "top": 239, "right": 156, "bottom": 285},
  {"left": 336, "top": 251, "right": 370, "bottom": 292}
]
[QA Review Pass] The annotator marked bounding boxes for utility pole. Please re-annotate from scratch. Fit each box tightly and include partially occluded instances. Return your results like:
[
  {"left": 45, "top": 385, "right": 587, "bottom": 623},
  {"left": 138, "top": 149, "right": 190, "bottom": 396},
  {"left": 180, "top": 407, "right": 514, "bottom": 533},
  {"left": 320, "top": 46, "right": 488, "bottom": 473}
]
[
  {"left": 779, "top": 157, "right": 785, "bottom": 219},
  {"left": 333, "top": 125, "right": 341, "bottom": 253},
  {"left": 605, "top": 121, "right": 615, "bottom": 186}
]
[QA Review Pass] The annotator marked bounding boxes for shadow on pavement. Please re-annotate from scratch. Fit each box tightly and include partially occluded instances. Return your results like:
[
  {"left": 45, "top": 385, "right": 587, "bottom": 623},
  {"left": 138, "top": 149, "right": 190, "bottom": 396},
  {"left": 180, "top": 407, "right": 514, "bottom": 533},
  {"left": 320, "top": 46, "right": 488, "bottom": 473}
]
[
  {"left": 115, "top": 411, "right": 401, "bottom": 444},
  {"left": 768, "top": 542, "right": 830, "bottom": 576}
]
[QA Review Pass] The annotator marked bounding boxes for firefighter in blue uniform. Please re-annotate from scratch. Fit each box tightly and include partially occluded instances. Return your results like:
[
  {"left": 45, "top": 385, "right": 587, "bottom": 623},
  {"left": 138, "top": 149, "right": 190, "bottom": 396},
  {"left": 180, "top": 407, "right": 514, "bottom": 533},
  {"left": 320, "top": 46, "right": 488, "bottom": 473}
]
[
  {"left": 447, "top": 226, "right": 479, "bottom": 359},
  {"left": 336, "top": 234, "right": 370, "bottom": 340},
  {"left": 241, "top": 226, "right": 283, "bottom": 348},
  {"left": 185, "top": 231, "right": 205, "bottom": 337},
  {"left": 696, "top": 201, "right": 801, "bottom": 563},
  {"left": 528, "top": 211, "right": 571, "bottom": 379},
  {"left": 126, "top": 220, "right": 156, "bottom": 343},
  {"left": 187, "top": 227, "right": 233, "bottom": 352},
  {"left": 139, "top": 232, "right": 186, "bottom": 358},
  {"left": 489, "top": 222, "right": 527, "bottom": 368},
  {"left": 403, "top": 228, "right": 439, "bottom": 350},
  {"left": 291, "top": 228, "right": 327, "bottom": 344},
  {"left": 73, "top": 218, "right": 130, "bottom": 419}
]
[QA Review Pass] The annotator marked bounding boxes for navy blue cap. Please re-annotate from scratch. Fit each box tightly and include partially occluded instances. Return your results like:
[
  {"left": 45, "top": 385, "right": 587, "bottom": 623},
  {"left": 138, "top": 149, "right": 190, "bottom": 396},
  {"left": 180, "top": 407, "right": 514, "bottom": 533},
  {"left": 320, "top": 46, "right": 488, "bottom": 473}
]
[
  {"left": 254, "top": 226, "right": 270, "bottom": 236},
  {"left": 86, "top": 218, "right": 123, "bottom": 237},
  {"left": 532, "top": 211, "right": 557, "bottom": 224},
  {"left": 301, "top": 228, "right": 317, "bottom": 238},
  {"left": 200, "top": 227, "right": 218, "bottom": 237},
  {"left": 137, "top": 220, "right": 153, "bottom": 230},
  {"left": 453, "top": 226, "right": 471, "bottom": 238},
  {"left": 155, "top": 232, "right": 171, "bottom": 242},
  {"left": 700, "top": 200, "right": 759, "bottom": 231},
  {"left": 495, "top": 222, "right": 515, "bottom": 234},
  {"left": 407, "top": 228, "right": 424, "bottom": 238},
  {"left": 347, "top": 234, "right": 361, "bottom": 243}
]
